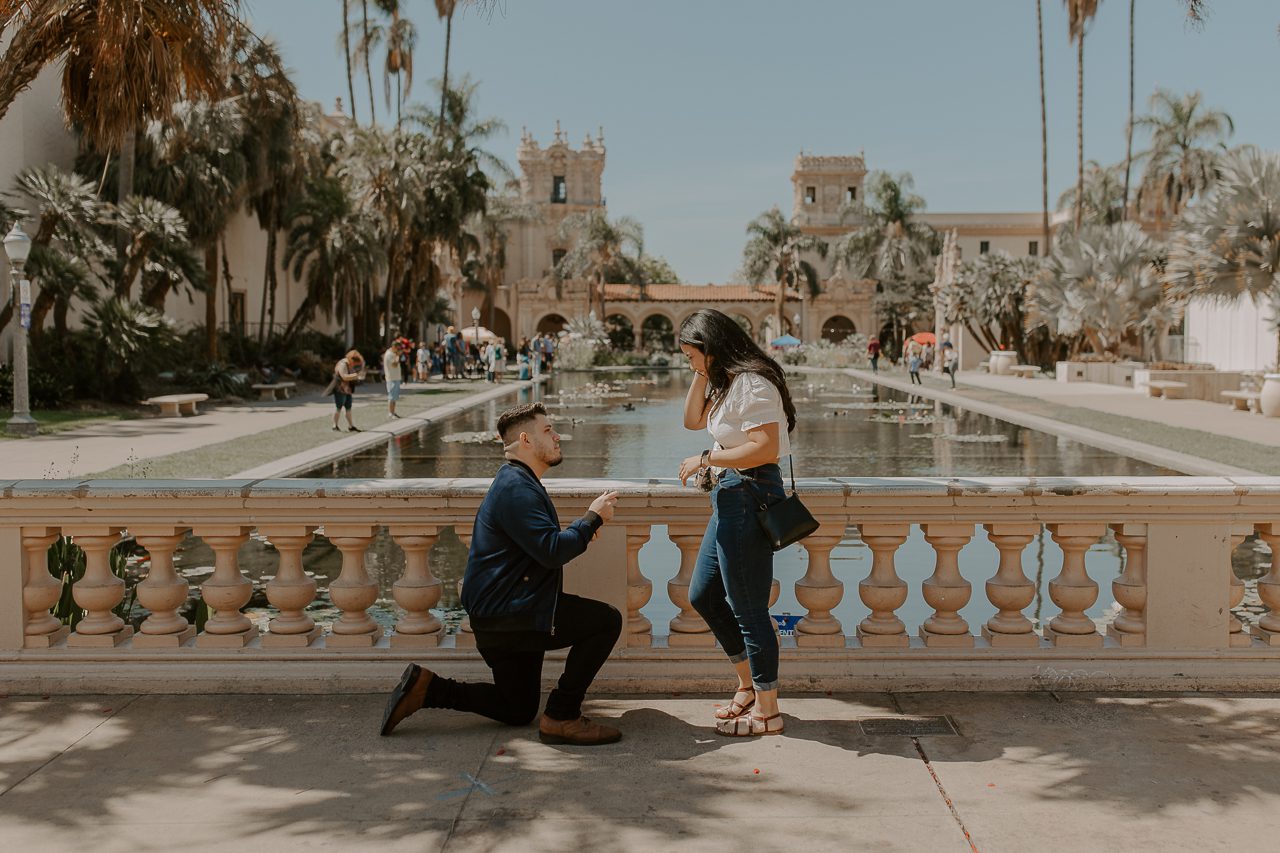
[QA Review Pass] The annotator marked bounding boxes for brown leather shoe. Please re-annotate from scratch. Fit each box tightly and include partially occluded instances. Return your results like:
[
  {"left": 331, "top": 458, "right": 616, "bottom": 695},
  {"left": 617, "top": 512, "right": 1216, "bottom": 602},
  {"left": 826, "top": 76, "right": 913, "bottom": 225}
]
[
  {"left": 538, "top": 714, "right": 622, "bottom": 746},
  {"left": 380, "top": 663, "right": 434, "bottom": 736}
]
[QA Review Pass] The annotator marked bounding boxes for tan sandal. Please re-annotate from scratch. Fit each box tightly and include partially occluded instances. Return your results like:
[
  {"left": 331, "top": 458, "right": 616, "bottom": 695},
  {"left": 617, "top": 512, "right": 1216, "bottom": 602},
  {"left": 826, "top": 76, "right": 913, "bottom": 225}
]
[
  {"left": 713, "top": 687, "right": 756, "bottom": 720},
  {"left": 715, "top": 711, "right": 784, "bottom": 737}
]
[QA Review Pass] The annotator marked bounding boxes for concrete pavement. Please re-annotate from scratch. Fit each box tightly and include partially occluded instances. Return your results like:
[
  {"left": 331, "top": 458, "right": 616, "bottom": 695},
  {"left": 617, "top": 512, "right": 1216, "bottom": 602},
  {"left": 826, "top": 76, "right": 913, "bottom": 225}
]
[{"left": 0, "top": 691, "right": 1274, "bottom": 852}]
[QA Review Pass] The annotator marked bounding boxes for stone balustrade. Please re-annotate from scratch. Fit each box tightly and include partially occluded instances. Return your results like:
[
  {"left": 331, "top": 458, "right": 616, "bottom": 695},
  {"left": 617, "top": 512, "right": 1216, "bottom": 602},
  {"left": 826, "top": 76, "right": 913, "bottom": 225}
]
[{"left": 3, "top": 476, "right": 1280, "bottom": 693}]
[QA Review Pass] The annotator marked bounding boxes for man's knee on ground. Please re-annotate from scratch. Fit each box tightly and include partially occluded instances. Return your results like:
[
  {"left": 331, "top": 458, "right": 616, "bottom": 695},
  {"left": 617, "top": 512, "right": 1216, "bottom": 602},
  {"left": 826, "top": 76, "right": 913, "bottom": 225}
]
[{"left": 496, "top": 696, "right": 542, "bottom": 726}]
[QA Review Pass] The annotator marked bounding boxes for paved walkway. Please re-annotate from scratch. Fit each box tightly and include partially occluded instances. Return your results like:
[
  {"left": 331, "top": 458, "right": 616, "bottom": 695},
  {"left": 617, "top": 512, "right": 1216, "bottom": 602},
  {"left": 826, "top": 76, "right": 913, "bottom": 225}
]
[
  {"left": 0, "top": 379, "right": 535, "bottom": 480},
  {"left": 0, "top": 691, "right": 1270, "bottom": 852}
]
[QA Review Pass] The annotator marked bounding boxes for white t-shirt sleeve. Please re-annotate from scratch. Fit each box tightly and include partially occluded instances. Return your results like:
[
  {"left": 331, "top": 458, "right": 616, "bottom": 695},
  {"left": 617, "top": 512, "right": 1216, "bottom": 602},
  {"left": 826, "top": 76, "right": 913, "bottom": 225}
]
[{"left": 736, "top": 373, "right": 784, "bottom": 432}]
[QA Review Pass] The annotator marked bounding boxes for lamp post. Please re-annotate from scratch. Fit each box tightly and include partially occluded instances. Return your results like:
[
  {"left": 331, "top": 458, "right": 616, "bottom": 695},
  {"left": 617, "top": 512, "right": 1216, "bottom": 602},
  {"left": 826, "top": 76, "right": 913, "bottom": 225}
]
[{"left": 3, "top": 222, "right": 37, "bottom": 436}]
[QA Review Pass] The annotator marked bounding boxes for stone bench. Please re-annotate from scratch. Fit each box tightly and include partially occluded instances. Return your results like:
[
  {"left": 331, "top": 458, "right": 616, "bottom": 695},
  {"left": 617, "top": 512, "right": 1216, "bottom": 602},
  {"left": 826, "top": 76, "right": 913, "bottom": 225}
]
[
  {"left": 1221, "top": 390, "right": 1262, "bottom": 413},
  {"left": 1146, "top": 381, "right": 1189, "bottom": 399},
  {"left": 1010, "top": 364, "right": 1042, "bottom": 379},
  {"left": 976, "top": 361, "right": 990, "bottom": 373},
  {"left": 251, "top": 382, "right": 297, "bottom": 401},
  {"left": 143, "top": 393, "right": 209, "bottom": 417}
]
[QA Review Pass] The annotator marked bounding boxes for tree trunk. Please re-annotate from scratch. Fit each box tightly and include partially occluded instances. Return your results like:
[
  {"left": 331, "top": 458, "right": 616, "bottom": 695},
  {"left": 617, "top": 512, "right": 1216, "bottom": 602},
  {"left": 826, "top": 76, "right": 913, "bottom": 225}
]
[
  {"left": 265, "top": 225, "right": 280, "bottom": 343},
  {"left": 205, "top": 241, "right": 219, "bottom": 361},
  {"left": 383, "top": 244, "right": 400, "bottom": 345},
  {"left": 343, "top": 0, "right": 357, "bottom": 123},
  {"left": 1036, "top": 0, "right": 1051, "bottom": 254},
  {"left": 439, "top": 10, "right": 453, "bottom": 127},
  {"left": 361, "top": 0, "right": 376, "bottom": 125},
  {"left": 117, "top": 123, "right": 136, "bottom": 205},
  {"left": 1074, "top": 28, "right": 1084, "bottom": 231},
  {"left": 53, "top": 294, "right": 70, "bottom": 336},
  {"left": 1122, "top": 0, "right": 1135, "bottom": 221},
  {"left": 281, "top": 292, "right": 315, "bottom": 348},
  {"left": 27, "top": 286, "right": 54, "bottom": 340}
]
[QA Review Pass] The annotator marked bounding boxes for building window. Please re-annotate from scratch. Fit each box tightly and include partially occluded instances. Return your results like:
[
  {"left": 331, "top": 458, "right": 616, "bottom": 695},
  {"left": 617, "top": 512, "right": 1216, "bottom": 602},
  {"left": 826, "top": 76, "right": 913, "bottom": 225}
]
[
  {"left": 228, "top": 290, "right": 247, "bottom": 336},
  {"left": 979, "top": 241, "right": 990, "bottom": 255},
  {"left": 846, "top": 186, "right": 857, "bottom": 203},
  {"left": 552, "top": 248, "right": 567, "bottom": 269},
  {"left": 552, "top": 176, "right": 566, "bottom": 204},
  {"left": 804, "top": 186, "right": 816, "bottom": 204},
  {"left": 1028, "top": 240, "right": 1039, "bottom": 257}
]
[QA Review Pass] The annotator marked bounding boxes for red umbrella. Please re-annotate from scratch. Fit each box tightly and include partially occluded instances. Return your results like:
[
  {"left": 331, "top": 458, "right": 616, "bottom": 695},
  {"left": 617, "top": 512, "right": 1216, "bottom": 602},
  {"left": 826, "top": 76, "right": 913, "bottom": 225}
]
[{"left": 909, "top": 331, "right": 937, "bottom": 345}]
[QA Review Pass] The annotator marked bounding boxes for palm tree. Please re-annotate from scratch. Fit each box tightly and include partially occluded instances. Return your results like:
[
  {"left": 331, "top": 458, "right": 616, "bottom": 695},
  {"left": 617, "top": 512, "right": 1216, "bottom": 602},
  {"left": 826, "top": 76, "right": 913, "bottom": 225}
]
[
  {"left": 1029, "top": 221, "right": 1167, "bottom": 356},
  {"left": 282, "top": 173, "right": 386, "bottom": 346},
  {"left": 374, "top": 0, "right": 417, "bottom": 126},
  {"left": 741, "top": 207, "right": 826, "bottom": 341},
  {"left": 1165, "top": 147, "right": 1280, "bottom": 364},
  {"left": 1063, "top": 0, "right": 1100, "bottom": 231},
  {"left": 0, "top": 1, "right": 240, "bottom": 208},
  {"left": 554, "top": 210, "right": 646, "bottom": 319},
  {"left": 1122, "top": 0, "right": 1135, "bottom": 220},
  {"left": 1135, "top": 89, "right": 1234, "bottom": 225},
  {"left": 341, "top": 0, "right": 358, "bottom": 122},
  {"left": 1057, "top": 160, "right": 1126, "bottom": 227},
  {"left": 407, "top": 76, "right": 511, "bottom": 181},
  {"left": 1037, "top": 0, "right": 1051, "bottom": 253},
  {"left": 436, "top": 0, "right": 456, "bottom": 127},
  {"left": 360, "top": 0, "right": 378, "bottom": 125}
]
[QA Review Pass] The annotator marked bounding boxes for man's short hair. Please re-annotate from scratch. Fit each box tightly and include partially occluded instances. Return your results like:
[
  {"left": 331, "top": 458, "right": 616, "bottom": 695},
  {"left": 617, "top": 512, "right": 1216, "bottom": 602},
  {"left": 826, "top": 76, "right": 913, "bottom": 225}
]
[{"left": 497, "top": 403, "right": 548, "bottom": 443}]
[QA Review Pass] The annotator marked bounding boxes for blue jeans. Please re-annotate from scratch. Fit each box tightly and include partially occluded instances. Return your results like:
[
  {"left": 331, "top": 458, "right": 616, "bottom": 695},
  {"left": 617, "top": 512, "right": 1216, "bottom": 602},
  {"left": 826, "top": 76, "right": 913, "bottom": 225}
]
[{"left": 689, "top": 464, "right": 786, "bottom": 691}]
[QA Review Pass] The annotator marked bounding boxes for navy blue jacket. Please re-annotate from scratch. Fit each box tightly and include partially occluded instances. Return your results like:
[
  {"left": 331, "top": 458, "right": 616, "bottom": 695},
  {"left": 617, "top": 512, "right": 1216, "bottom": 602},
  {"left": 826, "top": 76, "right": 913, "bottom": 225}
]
[{"left": 460, "top": 460, "right": 603, "bottom": 633}]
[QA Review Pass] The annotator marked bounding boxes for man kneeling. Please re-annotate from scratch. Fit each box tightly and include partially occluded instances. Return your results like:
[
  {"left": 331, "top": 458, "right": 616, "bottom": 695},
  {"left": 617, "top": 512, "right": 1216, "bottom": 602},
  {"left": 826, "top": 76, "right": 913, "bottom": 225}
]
[{"left": 380, "top": 403, "right": 624, "bottom": 745}]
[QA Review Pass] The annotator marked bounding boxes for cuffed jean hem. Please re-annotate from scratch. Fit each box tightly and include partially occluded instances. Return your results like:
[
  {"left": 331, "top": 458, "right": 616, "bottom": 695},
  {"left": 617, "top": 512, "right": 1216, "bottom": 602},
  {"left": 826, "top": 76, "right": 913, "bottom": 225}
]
[
  {"left": 751, "top": 678, "right": 779, "bottom": 692},
  {"left": 725, "top": 650, "right": 748, "bottom": 665}
]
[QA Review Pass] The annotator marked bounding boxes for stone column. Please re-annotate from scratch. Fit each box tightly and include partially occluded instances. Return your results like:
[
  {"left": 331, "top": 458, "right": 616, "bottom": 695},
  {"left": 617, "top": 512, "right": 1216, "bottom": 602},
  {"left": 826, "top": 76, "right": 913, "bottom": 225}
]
[
  {"left": 388, "top": 525, "right": 443, "bottom": 647},
  {"left": 1227, "top": 522, "right": 1252, "bottom": 648},
  {"left": 259, "top": 525, "right": 320, "bottom": 649},
  {"left": 132, "top": 526, "right": 195, "bottom": 649},
  {"left": 856, "top": 523, "right": 910, "bottom": 648},
  {"left": 795, "top": 523, "right": 847, "bottom": 648},
  {"left": 195, "top": 525, "right": 256, "bottom": 648},
  {"left": 65, "top": 526, "right": 130, "bottom": 648},
  {"left": 21, "top": 527, "right": 66, "bottom": 648},
  {"left": 625, "top": 525, "right": 652, "bottom": 647},
  {"left": 667, "top": 523, "right": 713, "bottom": 647},
  {"left": 982, "top": 523, "right": 1040, "bottom": 648},
  {"left": 1107, "top": 523, "right": 1147, "bottom": 647},
  {"left": 455, "top": 525, "right": 476, "bottom": 648},
  {"left": 1045, "top": 523, "right": 1105, "bottom": 647},
  {"left": 920, "top": 523, "right": 975, "bottom": 647},
  {"left": 325, "top": 524, "right": 381, "bottom": 648},
  {"left": 1252, "top": 522, "right": 1280, "bottom": 645}
]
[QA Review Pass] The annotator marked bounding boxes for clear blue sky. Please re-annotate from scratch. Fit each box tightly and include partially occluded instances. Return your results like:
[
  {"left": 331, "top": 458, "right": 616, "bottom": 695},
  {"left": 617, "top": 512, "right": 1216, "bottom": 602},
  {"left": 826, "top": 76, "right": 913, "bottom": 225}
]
[{"left": 245, "top": 0, "right": 1280, "bottom": 284}]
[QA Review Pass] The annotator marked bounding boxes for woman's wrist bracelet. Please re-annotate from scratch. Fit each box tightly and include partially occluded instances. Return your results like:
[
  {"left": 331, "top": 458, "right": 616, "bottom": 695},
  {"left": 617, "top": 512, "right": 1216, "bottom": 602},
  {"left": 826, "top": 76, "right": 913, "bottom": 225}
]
[{"left": 700, "top": 449, "right": 712, "bottom": 468}]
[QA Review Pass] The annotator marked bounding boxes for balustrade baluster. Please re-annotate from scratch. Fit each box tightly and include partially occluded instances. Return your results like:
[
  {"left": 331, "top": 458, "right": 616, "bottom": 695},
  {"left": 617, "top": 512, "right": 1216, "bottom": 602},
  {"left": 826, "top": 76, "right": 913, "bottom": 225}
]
[
  {"left": 625, "top": 526, "right": 653, "bottom": 647},
  {"left": 1107, "top": 523, "right": 1147, "bottom": 647},
  {"left": 982, "top": 523, "right": 1040, "bottom": 647},
  {"left": 388, "top": 525, "right": 443, "bottom": 647},
  {"left": 666, "top": 524, "right": 713, "bottom": 646},
  {"left": 795, "top": 523, "right": 847, "bottom": 648},
  {"left": 65, "top": 526, "right": 129, "bottom": 647},
  {"left": 1227, "top": 523, "right": 1252, "bottom": 647},
  {"left": 132, "top": 526, "right": 195, "bottom": 648},
  {"left": 259, "top": 525, "right": 321, "bottom": 648},
  {"left": 324, "top": 524, "right": 382, "bottom": 648},
  {"left": 1251, "top": 523, "right": 1280, "bottom": 645},
  {"left": 455, "top": 526, "right": 475, "bottom": 648},
  {"left": 21, "top": 527, "right": 66, "bottom": 648},
  {"left": 1045, "top": 523, "right": 1106, "bottom": 647},
  {"left": 920, "top": 523, "right": 975, "bottom": 647},
  {"left": 856, "top": 524, "right": 910, "bottom": 648},
  {"left": 195, "top": 525, "right": 257, "bottom": 647}
]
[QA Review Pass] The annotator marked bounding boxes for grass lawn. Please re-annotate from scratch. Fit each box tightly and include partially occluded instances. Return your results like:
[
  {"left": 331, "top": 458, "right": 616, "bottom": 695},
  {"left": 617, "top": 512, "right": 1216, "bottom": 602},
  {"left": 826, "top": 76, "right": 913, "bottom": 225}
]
[{"left": 0, "top": 405, "right": 141, "bottom": 438}]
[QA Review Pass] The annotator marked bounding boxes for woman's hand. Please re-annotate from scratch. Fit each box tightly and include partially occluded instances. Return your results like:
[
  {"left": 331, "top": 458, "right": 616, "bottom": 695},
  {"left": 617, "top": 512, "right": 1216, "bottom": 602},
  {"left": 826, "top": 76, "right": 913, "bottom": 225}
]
[{"left": 678, "top": 454, "right": 705, "bottom": 486}]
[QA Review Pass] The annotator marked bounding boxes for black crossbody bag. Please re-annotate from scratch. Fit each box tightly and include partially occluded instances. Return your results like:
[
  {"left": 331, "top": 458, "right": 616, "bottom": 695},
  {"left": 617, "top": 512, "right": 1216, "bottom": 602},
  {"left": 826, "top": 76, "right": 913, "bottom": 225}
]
[{"left": 740, "top": 456, "right": 819, "bottom": 552}]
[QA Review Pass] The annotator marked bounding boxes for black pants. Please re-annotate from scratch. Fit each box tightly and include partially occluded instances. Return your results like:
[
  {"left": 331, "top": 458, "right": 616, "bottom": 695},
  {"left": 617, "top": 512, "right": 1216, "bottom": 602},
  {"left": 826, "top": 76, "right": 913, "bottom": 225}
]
[{"left": 423, "top": 593, "right": 622, "bottom": 724}]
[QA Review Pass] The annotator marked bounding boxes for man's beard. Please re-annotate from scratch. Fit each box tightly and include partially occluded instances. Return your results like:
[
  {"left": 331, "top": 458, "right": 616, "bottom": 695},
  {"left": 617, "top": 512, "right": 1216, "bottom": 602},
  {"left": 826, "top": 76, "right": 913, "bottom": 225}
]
[{"left": 540, "top": 445, "right": 564, "bottom": 467}]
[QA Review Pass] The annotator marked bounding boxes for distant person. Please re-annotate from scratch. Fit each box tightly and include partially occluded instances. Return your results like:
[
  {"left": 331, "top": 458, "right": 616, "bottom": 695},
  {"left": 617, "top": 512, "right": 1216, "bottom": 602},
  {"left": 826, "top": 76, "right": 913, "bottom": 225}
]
[
  {"left": 942, "top": 344, "right": 959, "bottom": 388},
  {"left": 531, "top": 333, "right": 544, "bottom": 377},
  {"left": 383, "top": 341, "right": 403, "bottom": 418},
  {"left": 327, "top": 350, "right": 365, "bottom": 432},
  {"left": 379, "top": 403, "right": 624, "bottom": 746},
  {"left": 444, "top": 326, "right": 463, "bottom": 380},
  {"left": 489, "top": 340, "right": 506, "bottom": 383},
  {"left": 867, "top": 337, "right": 881, "bottom": 373},
  {"left": 518, "top": 350, "right": 531, "bottom": 381},
  {"left": 907, "top": 340, "right": 923, "bottom": 385},
  {"left": 543, "top": 334, "right": 557, "bottom": 374},
  {"left": 416, "top": 341, "right": 430, "bottom": 381},
  {"left": 676, "top": 308, "right": 795, "bottom": 737},
  {"left": 922, "top": 342, "right": 935, "bottom": 371}
]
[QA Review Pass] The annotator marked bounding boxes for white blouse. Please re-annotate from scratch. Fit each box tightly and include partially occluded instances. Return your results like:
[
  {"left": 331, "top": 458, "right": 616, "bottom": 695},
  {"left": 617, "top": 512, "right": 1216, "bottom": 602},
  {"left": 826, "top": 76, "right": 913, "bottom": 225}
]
[{"left": 706, "top": 372, "right": 791, "bottom": 463}]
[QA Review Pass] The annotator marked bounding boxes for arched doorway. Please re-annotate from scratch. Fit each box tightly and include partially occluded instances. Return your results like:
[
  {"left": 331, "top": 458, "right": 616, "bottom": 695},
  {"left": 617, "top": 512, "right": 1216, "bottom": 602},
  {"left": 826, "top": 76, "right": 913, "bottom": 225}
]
[
  {"left": 821, "top": 315, "right": 856, "bottom": 343},
  {"left": 640, "top": 313, "right": 675, "bottom": 351},
  {"left": 490, "top": 308, "right": 513, "bottom": 348},
  {"left": 605, "top": 313, "right": 635, "bottom": 350},
  {"left": 759, "top": 313, "right": 795, "bottom": 343},
  {"left": 536, "top": 313, "right": 567, "bottom": 336}
]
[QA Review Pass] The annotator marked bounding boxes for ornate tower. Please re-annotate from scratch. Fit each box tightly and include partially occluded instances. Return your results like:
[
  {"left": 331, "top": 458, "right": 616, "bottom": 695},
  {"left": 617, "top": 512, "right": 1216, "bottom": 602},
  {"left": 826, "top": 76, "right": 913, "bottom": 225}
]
[
  {"left": 791, "top": 152, "right": 867, "bottom": 234},
  {"left": 517, "top": 120, "right": 606, "bottom": 212}
]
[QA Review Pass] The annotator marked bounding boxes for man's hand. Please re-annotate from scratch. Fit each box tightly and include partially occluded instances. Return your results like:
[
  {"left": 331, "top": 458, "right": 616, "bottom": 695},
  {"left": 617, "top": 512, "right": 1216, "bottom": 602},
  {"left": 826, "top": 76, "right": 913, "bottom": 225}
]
[{"left": 589, "top": 490, "right": 619, "bottom": 523}]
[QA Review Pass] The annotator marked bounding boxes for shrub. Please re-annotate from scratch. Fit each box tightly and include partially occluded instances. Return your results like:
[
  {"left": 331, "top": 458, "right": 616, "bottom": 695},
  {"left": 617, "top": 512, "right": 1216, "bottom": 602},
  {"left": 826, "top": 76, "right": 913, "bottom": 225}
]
[{"left": 0, "top": 362, "right": 68, "bottom": 409}]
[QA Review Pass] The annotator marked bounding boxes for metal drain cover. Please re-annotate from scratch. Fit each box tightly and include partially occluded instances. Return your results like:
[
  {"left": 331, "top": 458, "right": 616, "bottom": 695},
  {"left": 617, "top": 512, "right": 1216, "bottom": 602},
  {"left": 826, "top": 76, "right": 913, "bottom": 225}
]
[{"left": 859, "top": 715, "right": 959, "bottom": 736}]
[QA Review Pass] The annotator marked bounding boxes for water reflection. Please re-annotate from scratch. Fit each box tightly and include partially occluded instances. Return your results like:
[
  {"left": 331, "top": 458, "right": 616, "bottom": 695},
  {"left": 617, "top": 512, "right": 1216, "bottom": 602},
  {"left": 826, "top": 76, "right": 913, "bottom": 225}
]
[{"left": 157, "top": 369, "right": 1269, "bottom": 636}]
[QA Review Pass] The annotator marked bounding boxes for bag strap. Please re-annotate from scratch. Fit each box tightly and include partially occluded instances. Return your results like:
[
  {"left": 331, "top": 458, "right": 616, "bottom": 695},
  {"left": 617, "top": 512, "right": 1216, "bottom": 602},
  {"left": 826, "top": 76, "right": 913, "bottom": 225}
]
[{"left": 787, "top": 454, "right": 797, "bottom": 495}]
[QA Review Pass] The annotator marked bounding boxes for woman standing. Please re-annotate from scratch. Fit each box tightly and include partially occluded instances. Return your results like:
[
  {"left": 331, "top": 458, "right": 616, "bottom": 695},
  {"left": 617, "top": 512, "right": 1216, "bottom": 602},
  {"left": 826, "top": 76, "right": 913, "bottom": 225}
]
[
  {"left": 676, "top": 309, "right": 795, "bottom": 737},
  {"left": 327, "top": 350, "right": 365, "bottom": 432}
]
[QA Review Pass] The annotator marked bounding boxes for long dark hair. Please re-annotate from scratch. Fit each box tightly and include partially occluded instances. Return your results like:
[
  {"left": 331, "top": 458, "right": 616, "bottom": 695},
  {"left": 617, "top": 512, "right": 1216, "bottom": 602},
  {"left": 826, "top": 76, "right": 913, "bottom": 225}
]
[{"left": 679, "top": 309, "right": 797, "bottom": 433}]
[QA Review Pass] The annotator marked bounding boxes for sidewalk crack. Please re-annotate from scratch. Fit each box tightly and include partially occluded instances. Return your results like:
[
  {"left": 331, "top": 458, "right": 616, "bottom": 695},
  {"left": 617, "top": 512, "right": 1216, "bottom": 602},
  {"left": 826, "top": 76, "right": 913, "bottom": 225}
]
[
  {"left": 890, "top": 693, "right": 980, "bottom": 852},
  {"left": 0, "top": 694, "right": 142, "bottom": 799},
  {"left": 440, "top": 729, "right": 501, "bottom": 852}
]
